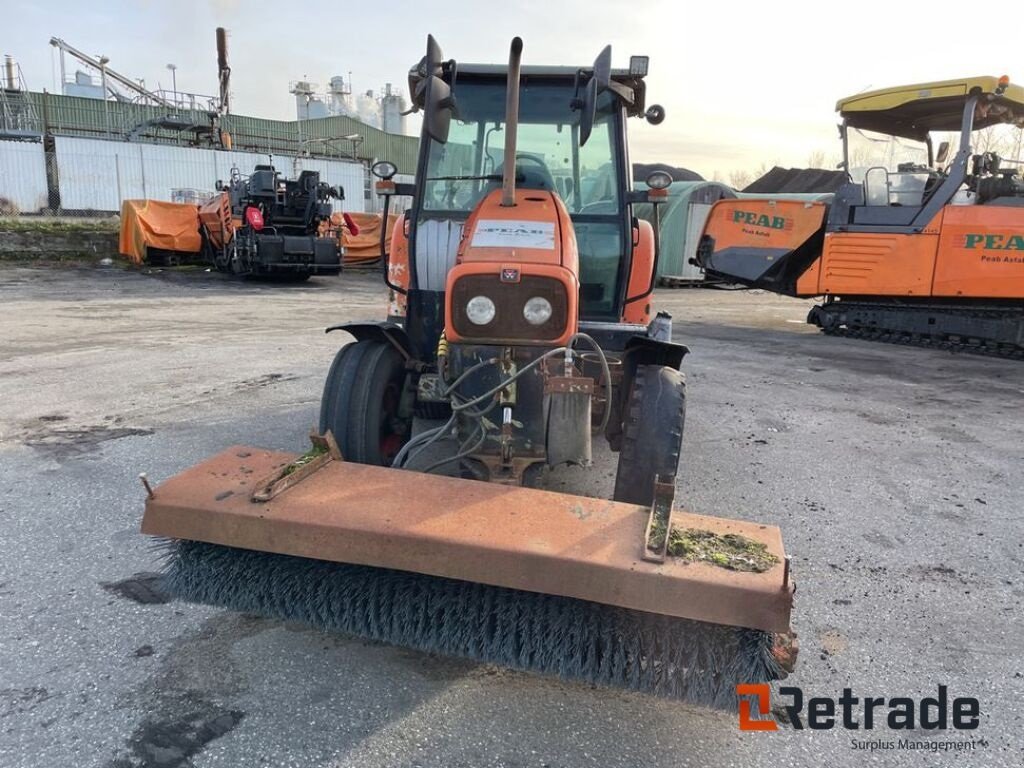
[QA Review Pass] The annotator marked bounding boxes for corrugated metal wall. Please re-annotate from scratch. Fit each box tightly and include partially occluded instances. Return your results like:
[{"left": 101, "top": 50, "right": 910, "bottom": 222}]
[
  {"left": 0, "top": 140, "right": 47, "bottom": 212},
  {"left": 48, "top": 137, "right": 367, "bottom": 212},
  {"left": 24, "top": 92, "right": 419, "bottom": 174}
]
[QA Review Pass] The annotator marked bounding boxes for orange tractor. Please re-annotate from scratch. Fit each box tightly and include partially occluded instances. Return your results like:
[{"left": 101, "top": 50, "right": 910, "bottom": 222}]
[
  {"left": 141, "top": 37, "right": 796, "bottom": 709},
  {"left": 697, "top": 76, "right": 1024, "bottom": 357}
]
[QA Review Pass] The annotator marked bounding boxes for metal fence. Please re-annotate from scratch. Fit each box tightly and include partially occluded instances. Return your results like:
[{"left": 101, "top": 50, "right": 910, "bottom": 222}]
[
  {"left": 0, "top": 140, "right": 46, "bottom": 213},
  {"left": 0, "top": 136, "right": 374, "bottom": 216}
]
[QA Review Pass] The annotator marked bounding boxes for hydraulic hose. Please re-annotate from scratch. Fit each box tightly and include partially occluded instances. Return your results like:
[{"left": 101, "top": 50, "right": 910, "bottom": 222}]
[{"left": 396, "top": 334, "right": 612, "bottom": 469}]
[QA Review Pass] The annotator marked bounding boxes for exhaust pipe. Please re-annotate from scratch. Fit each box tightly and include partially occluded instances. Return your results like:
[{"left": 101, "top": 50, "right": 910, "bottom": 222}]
[{"left": 500, "top": 37, "right": 523, "bottom": 207}]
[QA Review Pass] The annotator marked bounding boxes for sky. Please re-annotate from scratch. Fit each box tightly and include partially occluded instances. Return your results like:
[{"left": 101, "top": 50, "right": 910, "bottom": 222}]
[{"left": 5, "top": 0, "right": 1022, "bottom": 180}]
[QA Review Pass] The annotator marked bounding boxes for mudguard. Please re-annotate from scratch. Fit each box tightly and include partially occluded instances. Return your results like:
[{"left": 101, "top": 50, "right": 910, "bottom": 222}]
[{"left": 325, "top": 321, "right": 412, "bottom": 362}]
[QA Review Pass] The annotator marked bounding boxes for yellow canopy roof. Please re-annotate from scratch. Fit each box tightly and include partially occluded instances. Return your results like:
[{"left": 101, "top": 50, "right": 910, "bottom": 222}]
[{"left": 836, "top": 76, "right": 1024, "bottom": 138}]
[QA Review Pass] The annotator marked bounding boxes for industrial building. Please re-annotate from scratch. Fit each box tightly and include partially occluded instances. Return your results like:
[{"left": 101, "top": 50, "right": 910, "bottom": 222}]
[{"left": 0, "top": 36, "right": 417, "bottom": 216}]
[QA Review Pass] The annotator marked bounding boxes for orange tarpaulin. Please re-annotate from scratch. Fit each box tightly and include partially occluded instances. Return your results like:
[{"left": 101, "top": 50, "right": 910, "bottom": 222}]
[
  {"left": 334, "top": 212, "right": 399, "bottom": 265},
  {"left": 119, "top": 199, "right": 202, "bottom": 265}
]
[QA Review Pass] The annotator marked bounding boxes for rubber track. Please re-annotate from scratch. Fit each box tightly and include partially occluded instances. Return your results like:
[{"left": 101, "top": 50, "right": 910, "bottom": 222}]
[{"left": 817, "top": 303, "right": 1024, "bottom": 360}]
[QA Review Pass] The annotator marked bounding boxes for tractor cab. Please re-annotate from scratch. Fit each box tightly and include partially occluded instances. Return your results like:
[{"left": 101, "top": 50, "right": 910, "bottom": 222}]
[
  {"left": 831, "top": 75, "right": 1024, "bottom": 232},
  {"left": 373, "top": 38, "right": 670, "bottom": 359},
  {"left": 413, "top": 65, "right": 640, "bottom": 320}
]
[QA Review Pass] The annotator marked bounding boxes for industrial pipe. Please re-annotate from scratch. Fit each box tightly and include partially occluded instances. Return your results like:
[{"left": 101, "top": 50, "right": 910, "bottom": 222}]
[
  {"left": 4, "top": 56, "right": 16, "bottom": 91},
  {"left": 216, "top": 27, "right": 231, "bottom": 115}
]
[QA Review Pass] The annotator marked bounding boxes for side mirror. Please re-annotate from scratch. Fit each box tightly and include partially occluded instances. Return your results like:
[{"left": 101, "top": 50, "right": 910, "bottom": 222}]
[
  {"left": 593, "top": 45, "right": 611, "bottom": 89},
  {"left": 936, "top": 140, "right": 951, "bottom": 166},
  {"left": 578, "top": 77, "right": 598, "bottom": 146},
  {"left": 576, "top": 44, "right": 611, "bottom": 147},
  {"left": 412, "top": 34, "right": 454, "bottom": 119},
  {"left": 425, "top": 34, "right": 444, "bottom": 78},
  {"left": 423, "top": 75, "right": 453, "bottom": 144}
]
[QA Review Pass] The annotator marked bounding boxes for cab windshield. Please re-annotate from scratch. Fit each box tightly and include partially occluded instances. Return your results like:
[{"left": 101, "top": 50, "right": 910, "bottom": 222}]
[
  {"left": 845, "top": 127, "right": 930, "bottom": 179},
  {"left": 420, "top": 79, "right": 626, "bottom": 318},
  {"left": 422, "top": 80, "right": 621, "bottom": 214}
]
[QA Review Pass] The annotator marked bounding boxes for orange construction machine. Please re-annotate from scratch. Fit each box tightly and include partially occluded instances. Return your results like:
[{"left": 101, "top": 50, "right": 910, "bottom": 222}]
[
  {"left": 697, "top": 76, "right": 1024, "bottom": 357},
  {"left": 140, "top": 36, "right": 796, "bottom": 710}
]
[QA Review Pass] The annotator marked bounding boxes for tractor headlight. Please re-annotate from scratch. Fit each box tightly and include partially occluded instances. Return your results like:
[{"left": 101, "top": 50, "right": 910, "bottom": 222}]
[
  {"left": 465, "top": 295, "right": 496, "bottom": 325},
  {"left": 522, "top": 296, "right": 553, "bottom": 325},
  {"left": 451, "top": 274, "right": 569, "bottom": 341}
]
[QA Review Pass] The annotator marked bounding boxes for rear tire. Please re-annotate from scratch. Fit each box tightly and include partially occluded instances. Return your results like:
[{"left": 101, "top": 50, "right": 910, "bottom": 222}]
[
  {"left": 319, "top": 340, "right": 411, "bottom": 465},
  {"left": 612, "top": 364, "right": 686, "bottom": 506}
]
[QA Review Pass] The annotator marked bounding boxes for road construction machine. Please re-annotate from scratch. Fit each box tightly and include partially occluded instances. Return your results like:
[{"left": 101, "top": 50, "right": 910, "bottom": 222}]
[
  {"left": 697, "top": 76, "right": 1024, "bottom": 357},
  {"left": 199, "top": 163, "right": 351, "bottom": 279},
  {"left": 140, "top": 37, "right": 796, "bottom": 710}
]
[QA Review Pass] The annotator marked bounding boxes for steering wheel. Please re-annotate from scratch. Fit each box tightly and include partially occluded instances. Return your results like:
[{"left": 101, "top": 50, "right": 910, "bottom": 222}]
[
  {"left": 578, "top": 200, "right": 618, "bottom": 215},
  {"left": 495, "top": 153, "right": 556, "bottom": 191}
]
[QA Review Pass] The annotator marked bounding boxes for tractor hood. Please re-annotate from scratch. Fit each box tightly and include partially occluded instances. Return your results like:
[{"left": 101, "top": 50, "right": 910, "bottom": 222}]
[{"left": 457, "top": 188, "right": 577, "bottom": 269}]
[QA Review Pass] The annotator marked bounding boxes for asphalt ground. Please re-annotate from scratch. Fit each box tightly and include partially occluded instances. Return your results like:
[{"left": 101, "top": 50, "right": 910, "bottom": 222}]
[{"left": 0, "top": 265, "right": 1021, "bottom": 767}]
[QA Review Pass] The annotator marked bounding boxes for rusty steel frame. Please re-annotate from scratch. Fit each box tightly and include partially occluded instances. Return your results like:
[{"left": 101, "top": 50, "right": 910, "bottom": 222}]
[
  {"left": 142, "top": 446, "right": 794, "bottom": 634},
  {"left": 642, "top": 473, "right": 677, "bottom": 563},
  {"left": 250, "top": 431, "right": 342, "bottom": 502}
]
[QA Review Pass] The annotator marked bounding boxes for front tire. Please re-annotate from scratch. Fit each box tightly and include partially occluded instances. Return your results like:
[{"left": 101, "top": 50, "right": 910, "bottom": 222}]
[
  {"left": 612, "top": 364, "right": 686, "bottom": 506},
  {"left": 319, "top": 340, "right": 411, "bottom": 466}
]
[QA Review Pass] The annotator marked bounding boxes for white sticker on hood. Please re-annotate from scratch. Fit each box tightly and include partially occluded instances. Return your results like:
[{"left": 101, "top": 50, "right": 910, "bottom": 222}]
[{"left": 471, "top": 220, "right": 556, "bottom": 249}]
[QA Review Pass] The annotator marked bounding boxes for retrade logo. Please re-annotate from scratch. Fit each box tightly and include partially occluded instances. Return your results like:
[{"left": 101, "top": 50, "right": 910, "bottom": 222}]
[
  {"left": 737, "top": 684, "right": 778, "bottom": 731},
  {"left": 736, "top": 685, "right": 980, "bottom": 732}
]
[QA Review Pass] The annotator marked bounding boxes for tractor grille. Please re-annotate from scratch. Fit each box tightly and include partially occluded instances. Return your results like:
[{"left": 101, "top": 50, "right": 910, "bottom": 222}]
[{"left": 450, "top": 274, "right": 569, "bottom": 342}]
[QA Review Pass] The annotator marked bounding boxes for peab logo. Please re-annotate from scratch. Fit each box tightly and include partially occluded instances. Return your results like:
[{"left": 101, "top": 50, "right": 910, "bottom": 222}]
[
  {"left": 730, "top": 210, "right": 794, "bottom": 231},
  {"left": 961, "top": 233, "right": 1024, "bottom": 250},
  {"left": 737, "top": 684, "right": 980, "bottom": 732}
]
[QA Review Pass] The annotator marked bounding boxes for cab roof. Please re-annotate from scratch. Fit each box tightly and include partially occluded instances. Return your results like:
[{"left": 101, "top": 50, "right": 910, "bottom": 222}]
[
  {"left": 408, "top": 63, "right": 648, "bottom": 118},
  {"left": 836, "top": 76, "right": 1024, "bottom": 139},
  {"left": 450, "top": 63, "right": 639, "bottom": 79}
]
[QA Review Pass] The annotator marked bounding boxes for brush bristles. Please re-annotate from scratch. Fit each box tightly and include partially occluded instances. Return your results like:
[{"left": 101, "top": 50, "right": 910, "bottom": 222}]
[{"left": 159, "top": 540, "right": 782, "bottom": 710}]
